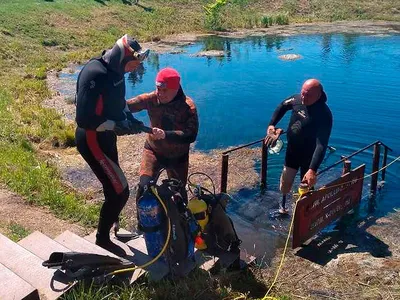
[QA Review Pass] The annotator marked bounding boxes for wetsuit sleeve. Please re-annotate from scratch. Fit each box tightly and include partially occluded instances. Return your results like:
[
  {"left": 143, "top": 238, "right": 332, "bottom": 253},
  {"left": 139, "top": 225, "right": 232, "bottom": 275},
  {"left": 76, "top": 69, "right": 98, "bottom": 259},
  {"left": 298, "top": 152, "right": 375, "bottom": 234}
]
[
  {"left": 268, "top": 96, "right": 295, "bottom": 126},
  {"left": 126, "top": 92, "right": 154, "bottom": 112},
  {"left": 309, "top": 109, "right": 333, "bottom": 172},
  {"left": 75, "top": 72, "right": 107, "bottom": 130},
  {"left": 164, "top": 99, "right": 198, "bottom": 144}
]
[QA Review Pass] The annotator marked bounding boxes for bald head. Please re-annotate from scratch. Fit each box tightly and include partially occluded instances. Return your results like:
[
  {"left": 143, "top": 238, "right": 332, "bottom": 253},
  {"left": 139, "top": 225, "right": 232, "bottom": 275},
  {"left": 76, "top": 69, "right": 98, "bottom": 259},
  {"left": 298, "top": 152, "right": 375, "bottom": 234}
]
[{"left": 301, "top": 79, "right": 323, "bottom": 106}]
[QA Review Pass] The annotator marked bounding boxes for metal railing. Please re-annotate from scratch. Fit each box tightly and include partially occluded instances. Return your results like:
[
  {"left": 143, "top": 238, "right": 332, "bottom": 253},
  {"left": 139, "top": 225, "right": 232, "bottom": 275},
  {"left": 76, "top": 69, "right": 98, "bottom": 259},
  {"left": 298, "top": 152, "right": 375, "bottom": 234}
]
[
  {"left": 317, "top": 140, "right": 392, "bottom": 195},
  {"left": 220, "top": 138, "right": 267, "bottom": 193},
  {"left": 219, "top": 139, "right": 392, "bottom": 195}
]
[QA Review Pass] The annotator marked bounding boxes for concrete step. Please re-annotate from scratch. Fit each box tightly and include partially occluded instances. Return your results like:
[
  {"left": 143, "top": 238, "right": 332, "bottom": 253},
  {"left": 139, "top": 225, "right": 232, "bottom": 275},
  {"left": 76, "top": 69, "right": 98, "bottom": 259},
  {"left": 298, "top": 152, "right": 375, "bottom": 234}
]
[
  {"left": 84, "top": 230, "right": 145, "bottom": 283},
  {"left": 124, "top": 234, "right": 252, "bottom": 277},
  {"left": 18, "top": 231, "right": 70, "bottom": 261},
  {"left": 109, "top": 230, "right": 250, "bottom": 275},
  {"left": 0, "top": 233, "right": 71, "bottom": 300},
  {"left": 0, "top": 262, "right": 39, "bottom": 300},
  {"left": 18, "top": 231, "right": 76, "bottom": 298}
]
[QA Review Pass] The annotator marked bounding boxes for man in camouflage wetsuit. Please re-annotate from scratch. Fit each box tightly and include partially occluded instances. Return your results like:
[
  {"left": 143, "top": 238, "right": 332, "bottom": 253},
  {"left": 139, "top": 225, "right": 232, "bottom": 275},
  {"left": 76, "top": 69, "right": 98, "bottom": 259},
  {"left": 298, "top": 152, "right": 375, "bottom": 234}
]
[{"left": 127, "top": 67, "right": 199, "bottom": 211}]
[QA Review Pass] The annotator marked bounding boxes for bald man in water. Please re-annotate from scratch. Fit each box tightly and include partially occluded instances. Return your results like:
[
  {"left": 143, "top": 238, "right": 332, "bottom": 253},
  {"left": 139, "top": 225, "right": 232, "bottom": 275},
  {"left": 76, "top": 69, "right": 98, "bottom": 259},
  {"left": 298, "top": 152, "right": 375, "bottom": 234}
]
[{"left": 264, "top": 79, "right": 333, "bottom": 214}]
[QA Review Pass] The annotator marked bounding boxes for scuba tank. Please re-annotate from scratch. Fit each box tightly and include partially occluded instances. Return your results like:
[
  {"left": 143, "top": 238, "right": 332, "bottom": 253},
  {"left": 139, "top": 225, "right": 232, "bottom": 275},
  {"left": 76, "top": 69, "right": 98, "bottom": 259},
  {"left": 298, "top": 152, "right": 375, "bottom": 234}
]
[
  {"left": 188, "top": 196, "right": 209, "bottom": 250},
  {"left": 188, "top": 197, "right": 209, "bottom": 230},
  {"left": 137, "top": 184, "right": 167, "bottom": 263},
  {"left": 187, "top": 173, "right": 241, "bottom": 255}
]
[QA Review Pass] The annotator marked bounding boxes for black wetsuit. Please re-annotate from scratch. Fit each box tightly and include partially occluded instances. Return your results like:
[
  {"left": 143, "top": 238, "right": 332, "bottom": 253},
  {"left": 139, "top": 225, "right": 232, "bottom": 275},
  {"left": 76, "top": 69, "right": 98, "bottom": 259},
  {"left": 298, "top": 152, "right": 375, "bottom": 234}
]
[
  {"left": 269, "top": 92, "right": 333, "bottom": 178},
  {"left": 75, "top": 56, "right": 129, "bottom": 241}
]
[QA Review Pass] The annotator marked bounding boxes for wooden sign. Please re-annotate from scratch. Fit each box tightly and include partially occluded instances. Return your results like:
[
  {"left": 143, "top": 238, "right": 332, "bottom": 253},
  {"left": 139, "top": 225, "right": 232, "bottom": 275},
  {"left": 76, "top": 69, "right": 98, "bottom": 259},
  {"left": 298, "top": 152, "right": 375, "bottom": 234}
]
[{"left": 292, "top": 164, "right": 365, "bottom": 249}]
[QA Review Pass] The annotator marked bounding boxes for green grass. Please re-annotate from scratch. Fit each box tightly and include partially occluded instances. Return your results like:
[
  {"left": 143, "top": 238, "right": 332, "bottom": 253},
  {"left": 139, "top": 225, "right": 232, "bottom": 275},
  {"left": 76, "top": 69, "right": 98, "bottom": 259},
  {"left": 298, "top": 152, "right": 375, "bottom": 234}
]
[
  {"left": 261, "top": 13, "right": 290, "bottom": 27},
  {"left": 0, "top": 140, "right": 100, "bottom": 225},
  {"left": 286, "top": 0, "right": 400, "bottom": 22},
  {"left": 61, "top": 267, "right": 289, "bottom": 300},
  {"left": 0, "top": 88, "right": 99, "bottom": 226},
  {"left": 7, "top": 222, "right": 31, "bottom": 242}
]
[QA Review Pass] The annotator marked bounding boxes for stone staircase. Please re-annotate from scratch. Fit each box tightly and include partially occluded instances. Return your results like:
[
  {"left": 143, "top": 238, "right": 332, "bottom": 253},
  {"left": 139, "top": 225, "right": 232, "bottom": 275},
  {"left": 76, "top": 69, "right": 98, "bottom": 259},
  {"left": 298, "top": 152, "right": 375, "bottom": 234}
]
[{"left": 0, "top": 229, "right": 255, "bottom": 300}]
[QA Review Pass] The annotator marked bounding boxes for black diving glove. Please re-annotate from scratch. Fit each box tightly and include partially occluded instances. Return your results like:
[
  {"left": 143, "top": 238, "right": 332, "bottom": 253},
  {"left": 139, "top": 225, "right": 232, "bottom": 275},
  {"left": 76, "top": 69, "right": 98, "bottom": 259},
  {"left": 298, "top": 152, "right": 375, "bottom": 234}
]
[
  {"left": 114, "top": 119, "right": 144, "bottom": 136},
  {"left": 125, "top": 111, "right": 145, "bottom": 134},
  {"left": 114, "top": 120, "right": 132, "bottom": 136},
  {"left": 127, "top": 117, "right": 144, "bottom": 134}
]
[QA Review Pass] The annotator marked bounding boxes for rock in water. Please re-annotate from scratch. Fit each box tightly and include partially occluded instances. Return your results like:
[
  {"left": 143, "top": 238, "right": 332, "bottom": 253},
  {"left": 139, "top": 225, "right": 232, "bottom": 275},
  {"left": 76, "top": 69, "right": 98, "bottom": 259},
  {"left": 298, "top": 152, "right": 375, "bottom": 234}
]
[
  {"left": 278, "top": 54, "right": 302, "bottom": 61},
  {"left": 193, "top": 50, "right": 225, "bottom": 57}
]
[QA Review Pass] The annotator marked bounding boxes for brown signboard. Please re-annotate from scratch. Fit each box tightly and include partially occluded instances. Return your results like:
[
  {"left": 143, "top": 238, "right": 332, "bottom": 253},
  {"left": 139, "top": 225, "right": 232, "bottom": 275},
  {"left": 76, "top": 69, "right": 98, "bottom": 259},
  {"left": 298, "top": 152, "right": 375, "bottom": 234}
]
[{"left": 292, "top": 164, "right": 366, "bottom": 249}]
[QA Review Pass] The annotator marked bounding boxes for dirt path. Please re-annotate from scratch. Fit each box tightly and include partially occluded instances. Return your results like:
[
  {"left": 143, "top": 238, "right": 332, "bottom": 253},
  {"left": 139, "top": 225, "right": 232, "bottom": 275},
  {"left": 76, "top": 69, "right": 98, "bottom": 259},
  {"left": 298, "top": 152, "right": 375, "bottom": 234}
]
[{"left": 0, "top": 188, "right": 87, "bottom": 239}]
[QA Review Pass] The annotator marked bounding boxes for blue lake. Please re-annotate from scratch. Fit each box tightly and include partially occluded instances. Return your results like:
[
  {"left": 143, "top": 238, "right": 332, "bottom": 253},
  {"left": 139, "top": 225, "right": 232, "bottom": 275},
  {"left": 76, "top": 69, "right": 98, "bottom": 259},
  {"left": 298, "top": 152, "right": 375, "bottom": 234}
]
[{"left": 122, "top": 33, "right": 400, "bottom": 220}]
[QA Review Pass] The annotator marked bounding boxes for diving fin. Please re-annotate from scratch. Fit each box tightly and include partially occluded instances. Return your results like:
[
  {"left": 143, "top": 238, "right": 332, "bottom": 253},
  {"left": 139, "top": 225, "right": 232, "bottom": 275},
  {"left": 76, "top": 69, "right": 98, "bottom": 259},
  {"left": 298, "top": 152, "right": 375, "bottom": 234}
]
[{"left": 42, "top": 252, "right": 134, "bottom": 280}]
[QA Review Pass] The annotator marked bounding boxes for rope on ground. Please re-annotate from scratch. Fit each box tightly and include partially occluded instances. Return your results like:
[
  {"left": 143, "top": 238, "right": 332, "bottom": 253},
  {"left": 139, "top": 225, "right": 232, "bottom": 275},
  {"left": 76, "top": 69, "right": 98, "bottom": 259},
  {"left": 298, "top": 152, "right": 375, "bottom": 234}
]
[{"left": 261, "top": 194, "right": 301, "bottom": 300}]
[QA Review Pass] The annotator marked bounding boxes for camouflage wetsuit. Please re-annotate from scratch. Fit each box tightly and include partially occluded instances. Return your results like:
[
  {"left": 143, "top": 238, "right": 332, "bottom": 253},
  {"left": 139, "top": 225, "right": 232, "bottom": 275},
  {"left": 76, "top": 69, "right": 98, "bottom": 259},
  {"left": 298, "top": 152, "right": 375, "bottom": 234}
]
[{"left": 127, "top": 87, "right": 198, "bottom": 202}]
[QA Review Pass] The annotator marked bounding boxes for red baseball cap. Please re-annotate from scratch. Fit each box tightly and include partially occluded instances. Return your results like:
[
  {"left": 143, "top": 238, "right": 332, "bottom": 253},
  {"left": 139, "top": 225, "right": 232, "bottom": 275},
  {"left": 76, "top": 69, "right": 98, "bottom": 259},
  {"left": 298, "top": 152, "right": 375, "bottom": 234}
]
[{"left": 156, "top": 67, "right": 181, "bottom": 90}]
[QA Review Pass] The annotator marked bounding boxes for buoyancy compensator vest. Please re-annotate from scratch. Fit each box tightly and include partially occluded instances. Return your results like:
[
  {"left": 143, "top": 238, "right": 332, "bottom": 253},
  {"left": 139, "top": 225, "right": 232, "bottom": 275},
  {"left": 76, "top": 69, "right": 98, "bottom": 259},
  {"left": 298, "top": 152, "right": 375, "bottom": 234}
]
[{"left": 137, "top": 170, "right": 200, "bottom": 277}]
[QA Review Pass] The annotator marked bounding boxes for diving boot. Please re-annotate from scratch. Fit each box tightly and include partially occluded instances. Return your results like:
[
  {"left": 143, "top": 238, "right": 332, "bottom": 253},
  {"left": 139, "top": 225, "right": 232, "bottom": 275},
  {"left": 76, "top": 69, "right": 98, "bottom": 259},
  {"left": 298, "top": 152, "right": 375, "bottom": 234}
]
[{"left": 95, "top": 234, "right": 127, "bottom": 257}]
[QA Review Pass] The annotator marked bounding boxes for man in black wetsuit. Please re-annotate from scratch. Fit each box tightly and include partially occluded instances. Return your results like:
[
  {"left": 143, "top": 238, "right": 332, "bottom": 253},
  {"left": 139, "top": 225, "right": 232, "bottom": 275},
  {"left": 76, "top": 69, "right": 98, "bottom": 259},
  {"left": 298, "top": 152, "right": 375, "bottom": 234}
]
[
  {"left": 264, "top": 79, "right": 333, "bottom": 214},
  {"left": 75, "top": 34, "right": 149, "bottom": 255}
]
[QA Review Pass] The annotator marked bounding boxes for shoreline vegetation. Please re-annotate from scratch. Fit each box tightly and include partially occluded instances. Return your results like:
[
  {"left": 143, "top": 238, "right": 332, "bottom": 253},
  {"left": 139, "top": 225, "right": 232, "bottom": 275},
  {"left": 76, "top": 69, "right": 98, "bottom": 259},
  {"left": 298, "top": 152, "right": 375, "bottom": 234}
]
[{"left": 0, "top": 0, "right": 400, "bottom": 299}]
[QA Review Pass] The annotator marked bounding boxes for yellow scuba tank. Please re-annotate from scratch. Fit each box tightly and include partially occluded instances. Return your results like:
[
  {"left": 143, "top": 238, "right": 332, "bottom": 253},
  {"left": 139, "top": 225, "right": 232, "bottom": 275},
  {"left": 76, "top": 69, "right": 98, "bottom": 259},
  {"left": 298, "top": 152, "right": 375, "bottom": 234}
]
[
  {"left": 188, "top": 197, "right": 209, "bottom": 250},
  {"left": 188, "top": 197, "right": 209, "bottom": 230}
]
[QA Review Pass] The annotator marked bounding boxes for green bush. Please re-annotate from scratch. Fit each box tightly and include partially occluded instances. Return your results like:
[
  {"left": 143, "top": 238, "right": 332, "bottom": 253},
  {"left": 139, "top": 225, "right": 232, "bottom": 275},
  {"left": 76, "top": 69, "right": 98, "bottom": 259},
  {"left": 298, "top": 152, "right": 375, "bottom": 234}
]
[{"left": 204, "top": 0, "right": 229, "bottom": 30}]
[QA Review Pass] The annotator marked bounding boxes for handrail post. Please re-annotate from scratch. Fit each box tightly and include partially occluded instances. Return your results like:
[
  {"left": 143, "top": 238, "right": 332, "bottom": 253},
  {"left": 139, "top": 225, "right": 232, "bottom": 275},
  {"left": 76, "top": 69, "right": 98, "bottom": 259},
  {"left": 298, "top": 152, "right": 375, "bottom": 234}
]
[
  {"left": 261, "top": 142, "right": 268, "bottom": 189},
  {"left": 370, "top": 142, "right": 381, "bottom": 195},
  {"left": 342, "top": 158, "right": 351, "bottom": 175},
  {"left": 381, "top": 146, "right": 388, "bottom": 181},
  {"left": 220, "top": 154, "right": 229, "bottom": 193}
]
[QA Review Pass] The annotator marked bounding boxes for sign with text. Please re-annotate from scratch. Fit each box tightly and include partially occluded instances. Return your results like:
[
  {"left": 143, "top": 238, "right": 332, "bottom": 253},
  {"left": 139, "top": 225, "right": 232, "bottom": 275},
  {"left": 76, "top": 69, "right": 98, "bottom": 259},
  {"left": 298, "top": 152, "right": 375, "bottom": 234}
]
[{"left": 292, "top": 164, "right": 365, "bottom": 249}]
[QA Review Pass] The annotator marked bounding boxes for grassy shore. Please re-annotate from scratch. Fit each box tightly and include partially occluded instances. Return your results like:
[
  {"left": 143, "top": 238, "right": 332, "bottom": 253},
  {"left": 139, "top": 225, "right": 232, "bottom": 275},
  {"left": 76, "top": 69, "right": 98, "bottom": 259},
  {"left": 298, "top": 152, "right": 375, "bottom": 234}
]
[{"left": 0, "top": 0, "right": 399, "bottom": 299}]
